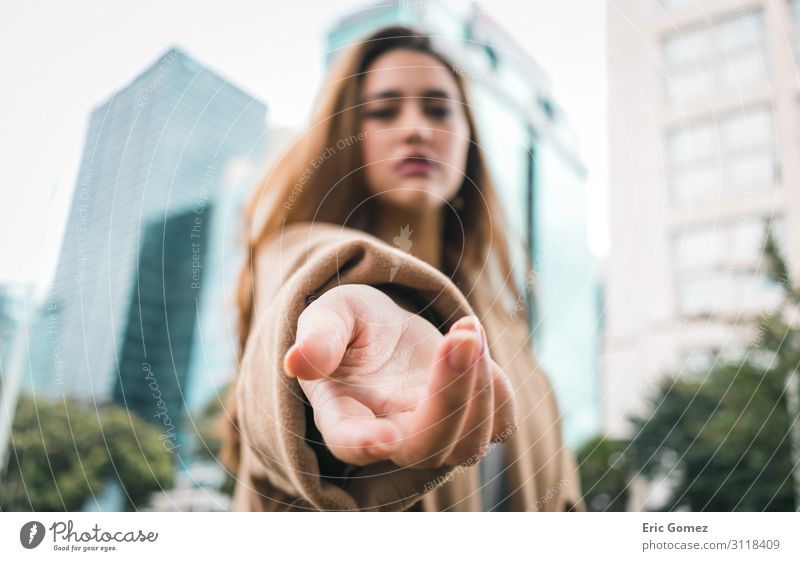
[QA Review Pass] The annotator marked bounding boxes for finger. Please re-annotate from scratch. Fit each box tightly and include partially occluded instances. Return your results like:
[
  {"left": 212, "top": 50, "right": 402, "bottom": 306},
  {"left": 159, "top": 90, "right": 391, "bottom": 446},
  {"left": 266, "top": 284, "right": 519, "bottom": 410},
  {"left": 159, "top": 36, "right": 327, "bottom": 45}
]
[
  {"left": 489, "top": 360, "right": 518, "bottom": 443},
  {"left": 283, "top": 292, "right": 354, "bottom": 380},
  {"left": 446, "top": 319, "right": 495, "bottom": 465},
  {"left": 395, "top": 327, "right": 480, "bottom": 468},
  {"left": 310, "top": 390, "right": 401, "bottom": 466}
]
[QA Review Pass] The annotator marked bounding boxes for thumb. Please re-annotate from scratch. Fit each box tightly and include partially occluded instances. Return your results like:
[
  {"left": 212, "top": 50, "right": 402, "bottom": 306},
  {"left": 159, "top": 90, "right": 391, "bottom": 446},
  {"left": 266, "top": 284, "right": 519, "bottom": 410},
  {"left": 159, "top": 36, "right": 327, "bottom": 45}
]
[{"left": 283, "top": 292, "right": 354, "bottom": 380}]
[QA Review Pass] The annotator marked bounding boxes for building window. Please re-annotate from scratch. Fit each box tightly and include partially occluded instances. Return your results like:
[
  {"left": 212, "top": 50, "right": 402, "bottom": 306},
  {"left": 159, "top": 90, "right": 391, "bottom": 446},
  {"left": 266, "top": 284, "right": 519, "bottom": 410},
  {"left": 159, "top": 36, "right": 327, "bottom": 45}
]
[
  {"left": 667, "top": 119, "right": 720, "bottom": 204},
  {"left": 675, "top": 272, "right": 725, "bottom": 316},
  {"left": 720, "top": 105, "right": 777, "bottom": 193},
  {"left": 660, "top": 0, "right": 696, "bottom": 13},
  {"left": 672, "top": 215, "right": 784, "bottom": 317},
  {"left": 662, "top": 9, "right": 767, "bottom": 105},
  {"left": 675, "top": 269, "right": 782, "bottom": 317},
  {"left": 673, "top": 225, "right": 724, "bottom": 272},
  {"left": 667, "top": 104, "right": 776, "bottom": 204},
  {"left": 673, "top": 215, "right": 783, "bottom": 271}
]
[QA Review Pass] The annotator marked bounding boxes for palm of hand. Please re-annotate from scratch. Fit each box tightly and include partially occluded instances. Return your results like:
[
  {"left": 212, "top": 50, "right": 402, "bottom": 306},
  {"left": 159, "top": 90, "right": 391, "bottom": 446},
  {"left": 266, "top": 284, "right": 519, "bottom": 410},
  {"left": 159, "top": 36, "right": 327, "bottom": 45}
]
[
  {"left": 283, "top": 284, "right": 516, "bottom": 468},
  {"left": 299, "top": 306, "right": 442, "bottom": 424}
]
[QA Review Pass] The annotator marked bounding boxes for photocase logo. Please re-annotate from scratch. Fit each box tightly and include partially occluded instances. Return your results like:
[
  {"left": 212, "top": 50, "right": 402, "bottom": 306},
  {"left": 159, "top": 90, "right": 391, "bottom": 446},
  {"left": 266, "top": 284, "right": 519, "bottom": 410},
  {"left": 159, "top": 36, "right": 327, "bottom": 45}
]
[{"left": 20, "top": 521, "right": 45, "bottom": 549}]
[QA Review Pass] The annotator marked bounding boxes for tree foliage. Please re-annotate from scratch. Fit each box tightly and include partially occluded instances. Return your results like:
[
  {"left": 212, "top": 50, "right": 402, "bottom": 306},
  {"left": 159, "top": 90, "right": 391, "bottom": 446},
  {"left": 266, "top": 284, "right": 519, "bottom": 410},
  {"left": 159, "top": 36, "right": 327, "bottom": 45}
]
[
  {"left": 1, "top": 396, "right": 174, "bottom": 511},
  {"left": 576, "top": 435, "right": 631, "bottom": 511},
  {"left": 627, "top": 226, "right": 799, "bottom": 511}
]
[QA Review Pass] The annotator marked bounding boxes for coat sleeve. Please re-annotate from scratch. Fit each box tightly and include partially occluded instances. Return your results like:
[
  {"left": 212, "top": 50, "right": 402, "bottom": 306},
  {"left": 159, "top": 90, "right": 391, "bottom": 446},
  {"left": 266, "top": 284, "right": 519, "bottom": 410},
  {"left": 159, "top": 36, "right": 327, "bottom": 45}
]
[{"left": 235, "top": 222, "right": 476, "bottom": 511}]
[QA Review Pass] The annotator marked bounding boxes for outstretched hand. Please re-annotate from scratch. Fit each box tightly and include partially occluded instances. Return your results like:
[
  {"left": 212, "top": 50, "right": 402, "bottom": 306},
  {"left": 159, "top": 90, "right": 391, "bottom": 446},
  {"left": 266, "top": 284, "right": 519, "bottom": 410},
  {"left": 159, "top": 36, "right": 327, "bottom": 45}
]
[{"left": 283, "top": 284, "right": 517, "bottom": 468}]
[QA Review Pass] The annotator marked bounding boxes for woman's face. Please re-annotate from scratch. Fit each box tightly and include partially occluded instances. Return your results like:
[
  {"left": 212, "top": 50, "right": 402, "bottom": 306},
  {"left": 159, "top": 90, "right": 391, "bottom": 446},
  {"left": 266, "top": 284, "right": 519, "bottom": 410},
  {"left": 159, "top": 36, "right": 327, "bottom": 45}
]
[{"left": 359, "top": 48, "right": 471, "bottom": 211}]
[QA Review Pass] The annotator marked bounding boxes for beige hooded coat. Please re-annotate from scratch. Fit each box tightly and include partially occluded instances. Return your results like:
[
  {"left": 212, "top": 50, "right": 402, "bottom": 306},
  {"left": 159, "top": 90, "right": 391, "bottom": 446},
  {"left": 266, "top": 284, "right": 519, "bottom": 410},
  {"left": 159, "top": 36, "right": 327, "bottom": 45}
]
[{"left": 231, "top": 222, "right": 585, "bottom": 512}]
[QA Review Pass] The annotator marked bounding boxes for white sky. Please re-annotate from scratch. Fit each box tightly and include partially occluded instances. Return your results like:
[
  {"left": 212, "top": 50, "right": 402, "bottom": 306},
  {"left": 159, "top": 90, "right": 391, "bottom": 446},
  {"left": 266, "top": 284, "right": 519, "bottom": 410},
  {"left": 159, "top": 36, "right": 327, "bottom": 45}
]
[{"left": 0, "top": 0, "right": 607, "bottom": 288}]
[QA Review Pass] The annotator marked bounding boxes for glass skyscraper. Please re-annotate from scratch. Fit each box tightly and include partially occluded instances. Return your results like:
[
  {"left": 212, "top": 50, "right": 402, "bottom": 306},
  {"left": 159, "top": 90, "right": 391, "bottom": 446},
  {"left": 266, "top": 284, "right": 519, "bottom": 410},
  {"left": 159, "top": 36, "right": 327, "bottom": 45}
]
[
  {"left": 113, "top": 205, "right": 211, "bottom": 445},
  {"left": 38, "top": 47, "right": 266, "bottom": 416}
]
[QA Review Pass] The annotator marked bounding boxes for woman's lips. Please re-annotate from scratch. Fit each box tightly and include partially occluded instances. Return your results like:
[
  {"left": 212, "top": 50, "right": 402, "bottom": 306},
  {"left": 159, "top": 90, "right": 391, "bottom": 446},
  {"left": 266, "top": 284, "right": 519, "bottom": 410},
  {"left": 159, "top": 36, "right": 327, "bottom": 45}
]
[{"left": 395, "top": 158, "right": 435, "bottom": 176}]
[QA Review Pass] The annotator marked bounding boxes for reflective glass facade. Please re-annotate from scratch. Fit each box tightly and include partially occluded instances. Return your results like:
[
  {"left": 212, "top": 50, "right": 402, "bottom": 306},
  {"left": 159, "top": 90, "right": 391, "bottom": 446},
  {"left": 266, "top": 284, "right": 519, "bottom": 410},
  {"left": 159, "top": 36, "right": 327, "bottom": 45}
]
[{"left": 38, "top": 48, "right": 266, "bottom": 412}]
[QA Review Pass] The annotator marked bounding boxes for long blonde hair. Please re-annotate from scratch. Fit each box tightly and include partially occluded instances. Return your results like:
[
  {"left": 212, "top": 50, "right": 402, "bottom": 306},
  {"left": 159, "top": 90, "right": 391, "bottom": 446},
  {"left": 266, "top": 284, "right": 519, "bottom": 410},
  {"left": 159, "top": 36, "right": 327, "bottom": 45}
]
[{"left": 220, "top": 25, "right": 529, "bottom": 471}]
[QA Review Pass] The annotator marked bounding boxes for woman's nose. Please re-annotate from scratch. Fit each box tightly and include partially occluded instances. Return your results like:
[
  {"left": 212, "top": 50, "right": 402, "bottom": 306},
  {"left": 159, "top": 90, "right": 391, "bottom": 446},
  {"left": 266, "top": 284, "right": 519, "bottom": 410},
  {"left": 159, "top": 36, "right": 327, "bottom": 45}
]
[{"left": 398, "top": 103, "right": 434, "bottom": 143}]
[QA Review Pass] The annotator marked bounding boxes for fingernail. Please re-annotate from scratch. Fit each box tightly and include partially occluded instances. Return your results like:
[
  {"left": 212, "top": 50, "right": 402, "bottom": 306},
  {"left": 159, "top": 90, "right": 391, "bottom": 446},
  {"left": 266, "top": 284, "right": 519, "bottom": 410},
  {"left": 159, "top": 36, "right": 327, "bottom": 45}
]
[
  {"left": 448, "top": 335, "right": 479, "bottom": 371},
  {"left": 457, "top": 318, "right": 485, "bottom": 357},
  {"left": 283, "top": 344, "right": 299, "bottom": 377},
  {"left": 452, "top": 315, "right": 477, "bottom": 329}
]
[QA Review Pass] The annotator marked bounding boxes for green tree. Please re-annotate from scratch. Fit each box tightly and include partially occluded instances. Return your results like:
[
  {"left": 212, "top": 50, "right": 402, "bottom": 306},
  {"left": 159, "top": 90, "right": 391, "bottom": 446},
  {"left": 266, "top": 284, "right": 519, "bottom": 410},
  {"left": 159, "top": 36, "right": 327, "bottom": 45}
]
[
  {"left": 576, "top": 435, "right": 631, "bottom": 511},
  {"left": 1, "top": 396, "right": 174, "bottom": 511},
  {"left": 628, "top": 227, "right": 798, "bottom": 511}
]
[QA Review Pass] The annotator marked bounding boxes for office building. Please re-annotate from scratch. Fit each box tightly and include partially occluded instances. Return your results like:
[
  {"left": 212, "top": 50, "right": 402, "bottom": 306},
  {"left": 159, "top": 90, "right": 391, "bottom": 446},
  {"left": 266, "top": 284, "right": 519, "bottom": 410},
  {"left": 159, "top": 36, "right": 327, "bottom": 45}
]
[
  {"left": 605, "top": 0, "right": 799, "bottom": 499},
  {"left": 40, "top": 47, "right": 266, "bottom": 414}
]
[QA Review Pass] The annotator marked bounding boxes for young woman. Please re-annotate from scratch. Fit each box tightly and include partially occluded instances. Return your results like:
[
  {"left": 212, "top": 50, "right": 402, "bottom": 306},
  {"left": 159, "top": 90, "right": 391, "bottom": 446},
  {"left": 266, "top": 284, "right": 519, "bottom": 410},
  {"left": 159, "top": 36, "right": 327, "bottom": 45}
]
[{"left": 222, "top": 25, "right": 585, "bottom": 512}]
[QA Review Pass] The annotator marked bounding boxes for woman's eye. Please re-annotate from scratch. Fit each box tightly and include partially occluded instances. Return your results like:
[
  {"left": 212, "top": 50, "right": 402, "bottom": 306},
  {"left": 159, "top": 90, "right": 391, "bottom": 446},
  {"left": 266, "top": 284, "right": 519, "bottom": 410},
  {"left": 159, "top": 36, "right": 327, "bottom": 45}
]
[
  {"left": 426, "top": 106, "right": 451, "bottom": 118},
  {"left": 364, "top": 107, "right": 397, "bottom": 119}
]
